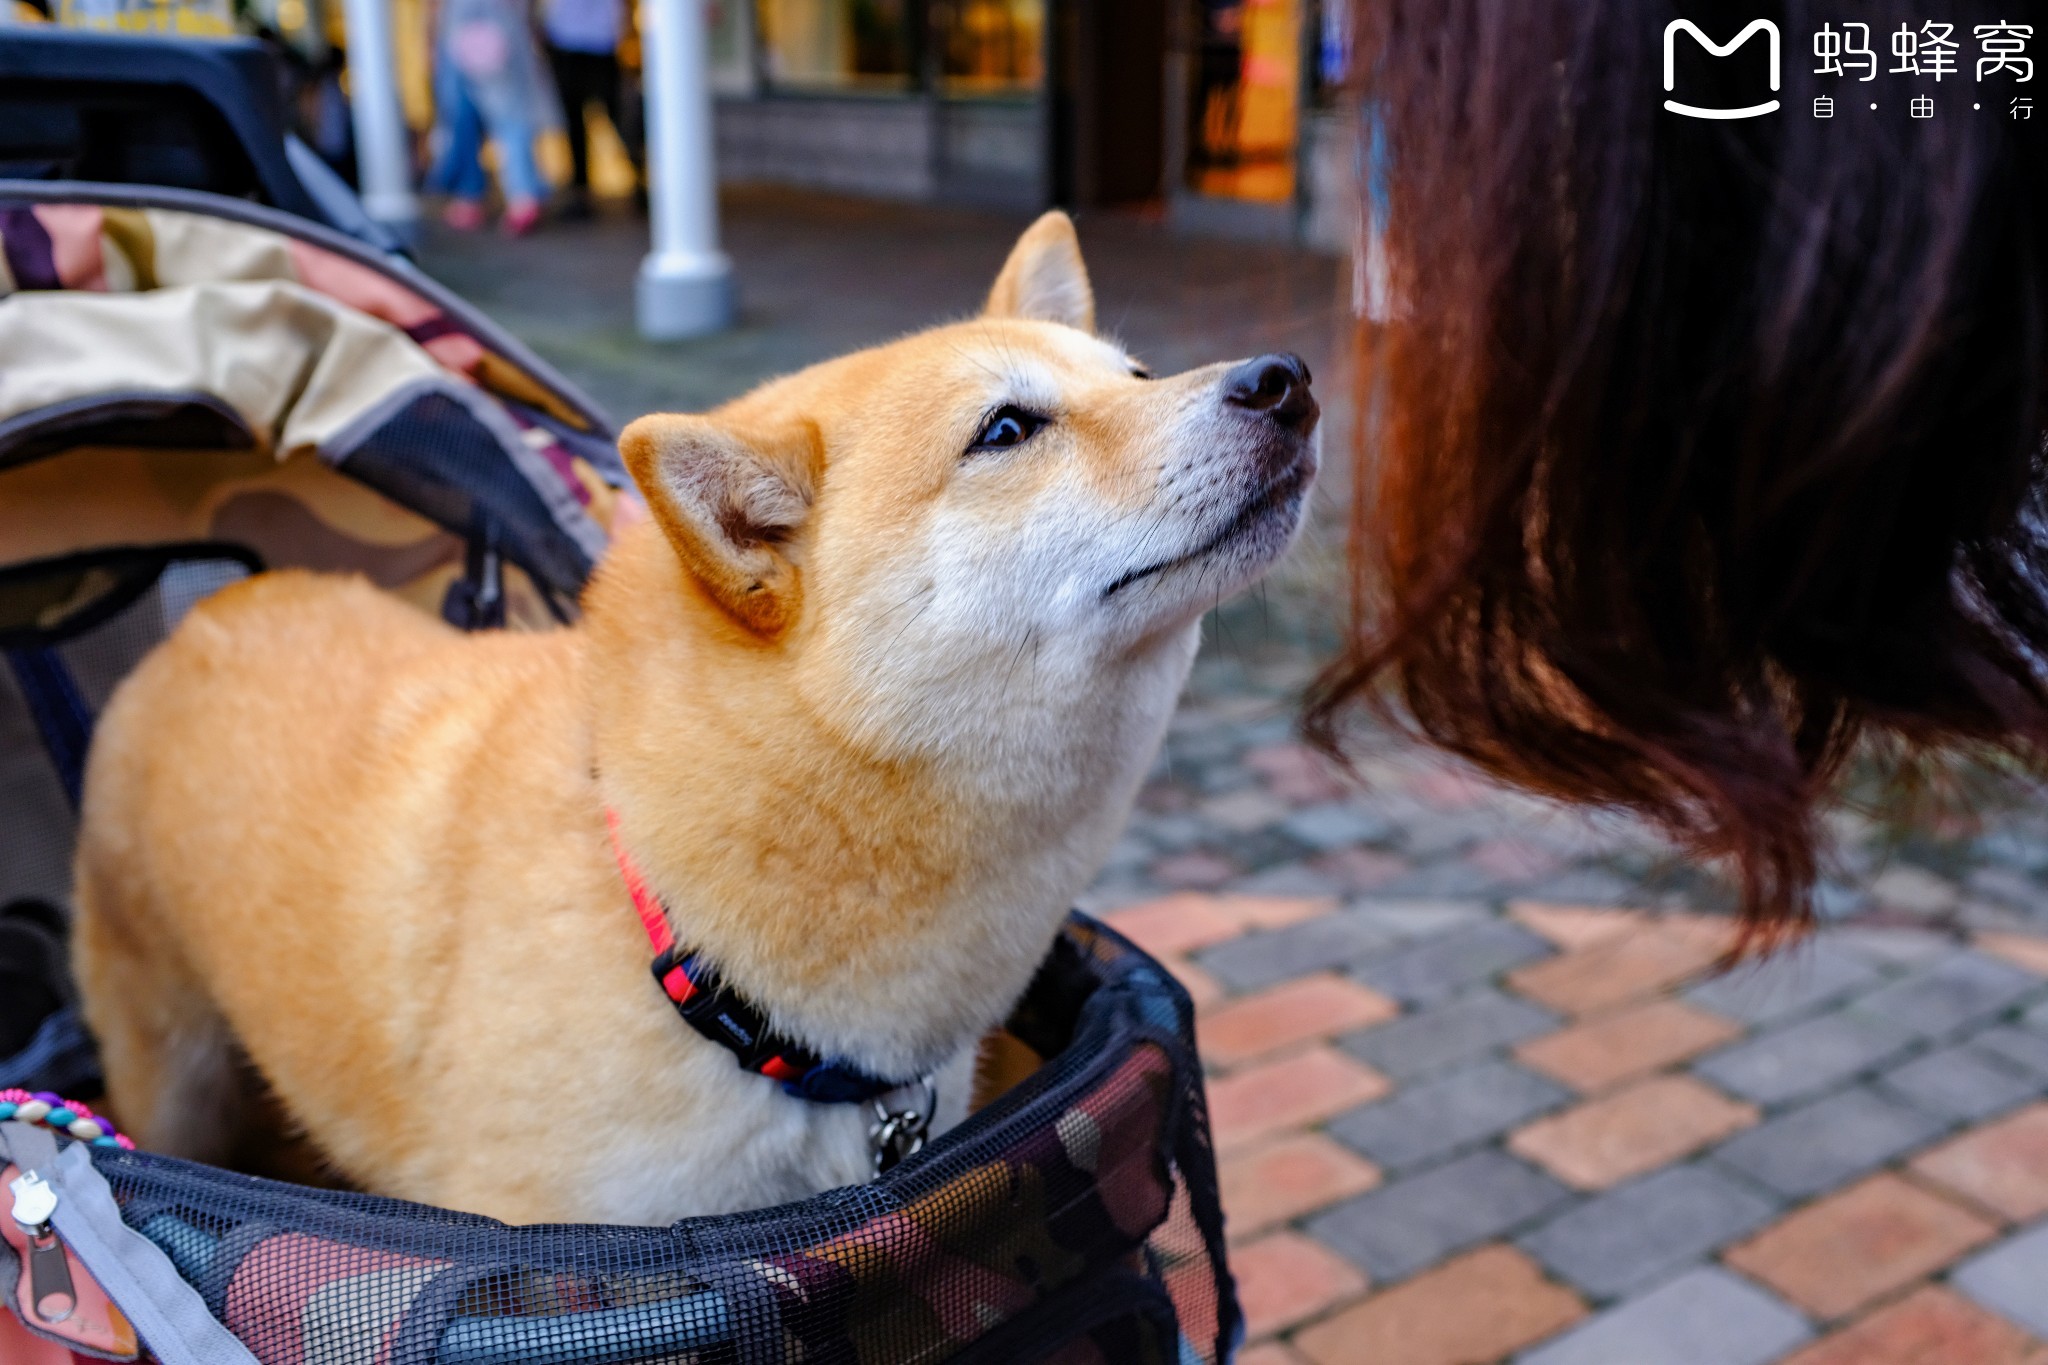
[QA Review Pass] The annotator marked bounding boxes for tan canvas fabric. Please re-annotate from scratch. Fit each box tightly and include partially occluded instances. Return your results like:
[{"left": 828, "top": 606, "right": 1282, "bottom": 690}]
[
  {"left": 0, "top": 199, "right": 599, "bottom": 433},
  {"left": 0, "top": 280, "right": 494, "bottom": 457},
  {"left": 0, "top": 282, "right": 562, "bottom": 628}
]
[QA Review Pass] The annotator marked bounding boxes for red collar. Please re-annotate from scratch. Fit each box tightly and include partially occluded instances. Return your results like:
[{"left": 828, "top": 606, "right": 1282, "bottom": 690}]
[
  {"left": 603, "top": 808, "right": 910, "bottom": 1105},
  {"left": 606, "top": 806, "right": 683, "bottom": 979}
]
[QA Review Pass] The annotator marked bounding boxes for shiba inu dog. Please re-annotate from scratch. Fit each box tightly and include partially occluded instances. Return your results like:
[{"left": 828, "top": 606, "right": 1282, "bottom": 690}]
[{"left": 70, "top": 213, "right": 1319, "bottom": 1224}]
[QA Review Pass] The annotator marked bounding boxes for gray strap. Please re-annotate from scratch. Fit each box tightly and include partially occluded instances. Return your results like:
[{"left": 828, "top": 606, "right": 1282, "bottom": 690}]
[
  {"left": 0, "top": 1125, "right": 24, "bottom": 1316},
  {"left": 1, "top": 1121, "right": 260, "bottom": 1365},
  {"left": 1, "top": 1115, "right": 58, "bottom": 1173}
]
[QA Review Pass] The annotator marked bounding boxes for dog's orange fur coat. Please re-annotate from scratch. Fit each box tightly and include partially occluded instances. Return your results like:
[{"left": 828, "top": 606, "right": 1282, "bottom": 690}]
[{"left": 70, "top": 214, "right": 1316, "bottom": 1223}]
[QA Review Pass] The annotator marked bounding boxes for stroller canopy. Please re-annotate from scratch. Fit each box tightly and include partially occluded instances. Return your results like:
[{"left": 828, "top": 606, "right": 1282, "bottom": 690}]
[
  {"left": 0, "top": 179, "right": 630, "bottom": 918},
  {"left": 0, "top": 180, "right": 625, "bottom": 606}
]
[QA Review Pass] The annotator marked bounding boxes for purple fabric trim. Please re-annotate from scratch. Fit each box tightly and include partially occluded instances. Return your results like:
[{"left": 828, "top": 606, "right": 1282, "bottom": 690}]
[
  {"left": 403, "top": 314, "right": 464, "bottom": 345},
  {"left": 0, "top": 207, "right": 59, "bottom": 290},
  {"left": 532, "top": 435, "right": 589, "bottom": 506},
  {"left": 503, "top": 408, "right": 593, "bottom": 507}
]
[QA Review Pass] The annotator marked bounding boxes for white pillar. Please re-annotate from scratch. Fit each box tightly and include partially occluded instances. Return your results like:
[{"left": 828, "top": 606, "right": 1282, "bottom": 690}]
[
  {"left": 340, "top": 0, "right": 420, "bottom": 234},
  {"left": 637, "top": 0, "right": 735, "bottom": 339}
]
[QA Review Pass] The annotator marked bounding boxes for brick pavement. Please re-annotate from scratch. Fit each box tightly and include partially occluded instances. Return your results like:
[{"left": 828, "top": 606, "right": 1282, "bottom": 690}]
[
  {"left": 425, "top": 190, "right": 2048, "bottom": 1365},
  {"left": 1099, "top": 883, "right": 2048, "bottom": 1362},
  {"left": 1088, "top": 661, "right": 2048, "bottom": 1363},
  {"left": 1070, "top": 593, "right": 2048, "bottom": 1362}
]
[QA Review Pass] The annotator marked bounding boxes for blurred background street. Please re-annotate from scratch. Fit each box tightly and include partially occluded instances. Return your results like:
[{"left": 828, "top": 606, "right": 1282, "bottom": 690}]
[{"left": 424, "top": 193, "right": 2048, "bottom": 1365}]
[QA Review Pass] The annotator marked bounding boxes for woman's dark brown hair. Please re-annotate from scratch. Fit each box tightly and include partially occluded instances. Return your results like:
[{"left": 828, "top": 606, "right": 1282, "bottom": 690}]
[{"left": 1309, "top": 1, "right": 2048, "bottom": 927}]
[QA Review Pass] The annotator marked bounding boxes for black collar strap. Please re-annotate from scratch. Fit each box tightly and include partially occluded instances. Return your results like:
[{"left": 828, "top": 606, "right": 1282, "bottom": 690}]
[
  {"left": 608, "top": 808, "right": 911, "bottom": 1105},
  {"left": 651, "top": 947, "right": 910, "bottom": 1104}
]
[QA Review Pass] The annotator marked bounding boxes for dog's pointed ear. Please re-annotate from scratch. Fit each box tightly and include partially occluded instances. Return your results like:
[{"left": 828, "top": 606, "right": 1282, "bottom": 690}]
[
  {"left": 985, "top": 211, "right": 1094, "bottom": 332},
  {"left": 618, "top": 413, "right": 818, "bottom": 637}
]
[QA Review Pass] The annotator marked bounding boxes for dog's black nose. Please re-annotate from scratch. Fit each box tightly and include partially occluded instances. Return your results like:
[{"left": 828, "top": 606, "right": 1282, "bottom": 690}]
[{"left": 1222, "top": 352, "right": 1317, "bottom": 429}]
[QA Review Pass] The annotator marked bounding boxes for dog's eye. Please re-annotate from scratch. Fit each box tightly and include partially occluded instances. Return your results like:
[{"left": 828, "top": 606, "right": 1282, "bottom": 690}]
[
  {"left": 1129, "top": 365, "right": 1153, "bottom": 380},
  {"left": 969, "top": 405, "right": 1048, "bottom": 453}
]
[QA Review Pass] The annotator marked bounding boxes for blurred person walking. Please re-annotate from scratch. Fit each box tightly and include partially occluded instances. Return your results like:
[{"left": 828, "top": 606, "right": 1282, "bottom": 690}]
[
  {"left": 1313, "top": 0, "right": 2048, "bottom": 936},
  {"left": 427, "top": 0, "right": 555, "bottom": 235},
  {"left": 541, "top": 0, "right": 642, "bottom": 218}
]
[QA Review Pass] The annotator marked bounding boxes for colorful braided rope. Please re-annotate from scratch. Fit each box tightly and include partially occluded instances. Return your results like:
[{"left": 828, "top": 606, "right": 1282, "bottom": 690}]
[{"left": 0, "top": 1089, "right": 135, "bottom": 1149}]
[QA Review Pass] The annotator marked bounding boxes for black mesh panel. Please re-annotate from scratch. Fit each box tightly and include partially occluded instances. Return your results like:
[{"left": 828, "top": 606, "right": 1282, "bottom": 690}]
[
  {"left": 77, "top": 917, "right": 1237, "bottom": 1365},
  {"left": 335, "top": 392, "right": 595, "bottom": 611}
]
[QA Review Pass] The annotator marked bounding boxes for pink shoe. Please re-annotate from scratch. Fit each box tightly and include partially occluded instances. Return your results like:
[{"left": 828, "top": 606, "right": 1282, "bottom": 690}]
[
  {"left": 442, "top": 200, "right": 486, "bottom": 231},
  {"left": 501, "top": 199, "right": 542, "bottom": 237}
]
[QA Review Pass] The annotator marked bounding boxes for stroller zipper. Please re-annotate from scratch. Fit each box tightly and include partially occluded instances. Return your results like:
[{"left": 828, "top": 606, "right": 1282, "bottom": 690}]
[
  {"left": 1, "top": 1123, "right": 252, "bottom": 1363},
  {"left": 8, "top": 1168, "right": 77, "bottom": 1324}
]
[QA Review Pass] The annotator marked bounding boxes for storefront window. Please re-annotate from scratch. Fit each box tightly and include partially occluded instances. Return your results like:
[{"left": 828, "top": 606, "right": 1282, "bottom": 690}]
[
  {"left": 708, "top": 0, "right": 756, "bottom": 93},
  {"left": 1185, "top": 0, "right": 1299, "bottom": 202},
  {"left": 937, "top": 0, "right": 1044, "bottom": 97},
  {"left": 57, "top": 0, "right": 234, "bottom": 35},
  {"left": 756, "top": 0, "right": 914, "bottom": 92}
]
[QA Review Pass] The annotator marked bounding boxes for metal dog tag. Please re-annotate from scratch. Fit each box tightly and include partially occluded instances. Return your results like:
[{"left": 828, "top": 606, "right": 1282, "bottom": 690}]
[
  {"left": 869, "top": 1077, "right": 937, "bottom": 1176},
  {"left": 870, "top": 1111, "right": 927, "bottom": 1175}
]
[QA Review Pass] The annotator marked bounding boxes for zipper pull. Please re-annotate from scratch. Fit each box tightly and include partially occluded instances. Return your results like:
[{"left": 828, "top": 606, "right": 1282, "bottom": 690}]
[
  {"left": 8, "top": 1170, "right": 55, "bottom": 1228},
  {"left": 9, "top": 1170, "right": 76, "bottom": 1325}
]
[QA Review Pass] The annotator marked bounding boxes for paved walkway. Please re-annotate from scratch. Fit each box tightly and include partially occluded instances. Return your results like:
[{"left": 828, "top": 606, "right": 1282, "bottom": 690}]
[
  {"left": 423, "top": 192, "right": 2048, "bottom": 1365},
  {"left": 1097, "top": 601, "right": 2048, "bottom": 1363},
  {"left": 1104, "top": 894, "right": 2048, "bottom": 1364}
]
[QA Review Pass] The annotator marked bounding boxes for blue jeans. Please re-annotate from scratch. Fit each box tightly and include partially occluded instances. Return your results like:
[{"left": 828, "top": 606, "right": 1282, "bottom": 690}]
[{"left": 429, "top": 61, "right": 543, "bottom": 204}]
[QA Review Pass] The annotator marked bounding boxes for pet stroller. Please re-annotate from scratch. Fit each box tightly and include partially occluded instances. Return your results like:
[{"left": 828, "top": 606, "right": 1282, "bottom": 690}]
[{"left": 0, "top": 29, "right": 1238, "bottom": 1365}]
